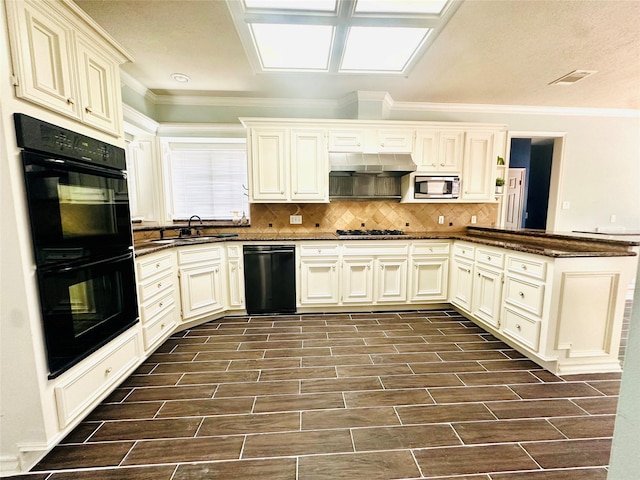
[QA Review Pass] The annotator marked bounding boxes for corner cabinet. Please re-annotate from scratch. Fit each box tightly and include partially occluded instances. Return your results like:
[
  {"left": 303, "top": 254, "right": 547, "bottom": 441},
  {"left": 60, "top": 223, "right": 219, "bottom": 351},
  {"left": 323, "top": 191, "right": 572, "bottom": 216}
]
[
  {"left": 4, "top": 0, "right": 133, "bottom": 137},
  {"left": 245, "top": 124, "right": 329, "bottom": 203}
]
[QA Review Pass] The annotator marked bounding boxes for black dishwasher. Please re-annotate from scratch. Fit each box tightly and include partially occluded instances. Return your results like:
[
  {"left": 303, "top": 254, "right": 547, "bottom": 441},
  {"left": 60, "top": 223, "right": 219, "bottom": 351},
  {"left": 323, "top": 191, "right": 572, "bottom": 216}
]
[{"left": 243, "top": 245, "right": 296, "bottom": 315}]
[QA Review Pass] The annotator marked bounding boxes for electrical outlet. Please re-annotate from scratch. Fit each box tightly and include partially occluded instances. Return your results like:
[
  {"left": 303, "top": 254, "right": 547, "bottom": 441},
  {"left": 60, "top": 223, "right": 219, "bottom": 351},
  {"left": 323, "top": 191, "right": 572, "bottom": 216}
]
[
  {"left": 438, "top": 215, "right": 444, "bottom": 225},
  {"left": 610, "top": 214, "right": 616, "bottom": 223},
  {"left": 471, "top": 215, "right": 477, "bottom": 224},
  {"left": 290, "top": 215, "right": 302, "bottom": 225},
  {"left": 562, "top": 201, "right": 570, "bottom": 210}
]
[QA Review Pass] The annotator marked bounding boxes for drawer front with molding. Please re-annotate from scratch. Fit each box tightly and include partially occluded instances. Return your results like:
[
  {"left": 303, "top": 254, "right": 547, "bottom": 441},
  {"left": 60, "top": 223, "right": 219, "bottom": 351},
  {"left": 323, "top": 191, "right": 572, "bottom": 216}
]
[
  {"left": 178, "top": 245, "right": 223, "bottom": 265},
  {"left": 227, "top": 244, "right": 242, "bottom": 259},
  {"left": 504, "top": 276, "right": 545, "bottom": 317},
  {"left": 142, "top": 306, "right": 178, "bottom": 351},
  {"left": 502, "top": 307, "right": 541, "bottom": 351},
  {"left": 136, "top": 252, "right": 174, "bottom": 279},
  {"left": 453, "top": 243, "right": 475, "bottom": 260},
  {"left": 476, "top": 248, "right": 505, "bottom": 268},
  {"left": 299, "top": 244, "right": 340, "bottom": 257},
  {"left": 140, "top": 291, "right": 176, "bottom": 323},
  {"left": 54, "top": 331, "right": 140, "bottom": 428},
  {"left": 343, "top": 242, "right": 409, "bottom": 257},
  {"left": 138, "top": 271, "right": 174, "bottom": 303},
  {"left": 506, "top": 255, "right": 547, "bottom": 281},
  {"left": 412, "top": 242, "right": 450, "bottom": 256}
]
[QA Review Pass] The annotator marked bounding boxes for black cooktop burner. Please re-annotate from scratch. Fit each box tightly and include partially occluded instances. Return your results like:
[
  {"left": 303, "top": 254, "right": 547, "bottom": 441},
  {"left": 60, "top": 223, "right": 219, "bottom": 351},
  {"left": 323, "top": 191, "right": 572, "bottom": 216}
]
[{"left": 336, "top": 229, "right": 406, "bottom": 236}]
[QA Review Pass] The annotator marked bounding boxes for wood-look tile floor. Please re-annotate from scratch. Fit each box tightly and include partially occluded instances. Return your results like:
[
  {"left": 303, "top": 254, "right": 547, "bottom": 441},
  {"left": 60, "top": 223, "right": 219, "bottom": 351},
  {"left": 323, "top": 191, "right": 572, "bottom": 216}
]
[{"left": 20, "top": 308, "right": 626, "bottom": 480}]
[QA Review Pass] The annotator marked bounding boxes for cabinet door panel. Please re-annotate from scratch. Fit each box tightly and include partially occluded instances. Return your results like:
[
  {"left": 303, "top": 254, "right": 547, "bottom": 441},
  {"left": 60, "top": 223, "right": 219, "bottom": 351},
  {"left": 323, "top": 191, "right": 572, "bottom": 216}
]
[
  {"left": 342, "top": 259, "right": 374, "bottom": 304},
  {"left": 461, "top": 131, "right": 494, "bottom": 200},
  {"left": 227, "top": 259, "right": 244, "bottom": 309},
  {"left": 377, "top": 258, "right": 408, "bottom": 303},
  {"left": 290, "top": 129, "right": 328, "bottom": 202},
  {"left": 451, "top": 258, "right": 474, "bottom": 311},
  {"left": 76, "top": 37, "right": 120, "bottom": 134},
  {"left": 180, "top": 263, "right": 223, "bottom": 320},
  {"left": 300, "top": 259, "right": 339, "bottom": 305},
  {"left": 472, "top": 266, "right": 502, "bottom": 328},
  {"left": 250, "top": 129, "right": 287, "bottom": 201},
  {"left": 9, "top": 1, "right": 79, "bottom": 117},
  {"left": 410, "top": 258, "right": 448, "bottom": 302}
]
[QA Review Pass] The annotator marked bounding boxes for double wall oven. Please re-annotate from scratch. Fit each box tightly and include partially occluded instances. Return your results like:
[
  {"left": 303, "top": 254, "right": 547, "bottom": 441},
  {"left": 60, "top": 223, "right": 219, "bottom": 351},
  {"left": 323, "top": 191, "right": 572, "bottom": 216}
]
[{"left": 15, "top": 114, "right": 138, "bottom": 379}]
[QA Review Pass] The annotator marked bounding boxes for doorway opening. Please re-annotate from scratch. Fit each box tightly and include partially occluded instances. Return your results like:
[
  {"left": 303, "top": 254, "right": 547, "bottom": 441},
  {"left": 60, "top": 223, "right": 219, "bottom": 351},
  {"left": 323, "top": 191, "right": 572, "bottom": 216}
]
[{"left": 505, "top": 133, "right": 566, "bottom": 231}]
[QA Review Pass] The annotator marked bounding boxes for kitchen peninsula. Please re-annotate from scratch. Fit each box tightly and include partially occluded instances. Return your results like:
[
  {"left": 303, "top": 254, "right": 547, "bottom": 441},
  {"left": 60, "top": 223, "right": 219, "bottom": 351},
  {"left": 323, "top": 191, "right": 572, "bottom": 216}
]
[{"left": 133, "top": 226, "right": 638, "bottom": 376}]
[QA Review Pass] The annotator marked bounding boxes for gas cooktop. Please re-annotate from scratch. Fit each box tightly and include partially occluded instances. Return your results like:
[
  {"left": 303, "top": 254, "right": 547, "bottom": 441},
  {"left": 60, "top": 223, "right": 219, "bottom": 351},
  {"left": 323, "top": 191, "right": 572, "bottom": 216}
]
[{"left": 336, "top": 229, "right": 406, "bottom": 236}]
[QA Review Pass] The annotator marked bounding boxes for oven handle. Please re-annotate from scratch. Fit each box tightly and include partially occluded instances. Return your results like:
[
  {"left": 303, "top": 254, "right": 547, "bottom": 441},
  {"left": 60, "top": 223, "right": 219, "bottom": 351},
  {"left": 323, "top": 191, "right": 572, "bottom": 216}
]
[
  {"left": 46, "top": 252, "right": 133, "bottom": 274},
  {"left": 30, "top": 155, "right": 127, "bottom": 180}
]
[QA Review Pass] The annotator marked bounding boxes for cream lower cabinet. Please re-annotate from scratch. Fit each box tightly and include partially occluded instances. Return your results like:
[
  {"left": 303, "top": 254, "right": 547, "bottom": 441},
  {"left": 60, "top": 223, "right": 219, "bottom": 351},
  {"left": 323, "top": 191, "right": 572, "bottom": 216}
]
[
  {"left": 470, "top": 247, "right": 505, "bottom": 329},
  {"left": 299, "top": 244, "right": 340, "bottom": 306},
  {"left": 409, "top": 242, "right": 450, "bottom": 302},
  {"left": 341, "top": 242, "right": 408, "bottom": 306},
  {"left": 135, "top": 250, "right": 179, "bottom": 352},
  {"left": 178, "top": 245, "right": 225, "bottom": 322},
  {"left": 226, "top": 245, "right": 245, "bottom": 310},
  {"left": 450, "top": 242, "right": 475, "bottom": 311}
]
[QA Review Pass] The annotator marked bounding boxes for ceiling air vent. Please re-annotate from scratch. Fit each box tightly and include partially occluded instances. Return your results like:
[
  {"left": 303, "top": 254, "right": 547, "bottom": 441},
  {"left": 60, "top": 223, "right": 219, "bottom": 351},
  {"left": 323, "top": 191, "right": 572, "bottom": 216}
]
[{"left": 549, "top": 70, "right": 597, "bottom": 86}]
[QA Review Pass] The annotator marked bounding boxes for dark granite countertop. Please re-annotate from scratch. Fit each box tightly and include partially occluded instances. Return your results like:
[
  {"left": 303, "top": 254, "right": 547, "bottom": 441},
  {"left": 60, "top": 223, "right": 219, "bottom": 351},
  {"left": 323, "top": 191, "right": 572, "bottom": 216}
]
[{"left": 133, "top": 227, "right": 638, "bottom": 259}]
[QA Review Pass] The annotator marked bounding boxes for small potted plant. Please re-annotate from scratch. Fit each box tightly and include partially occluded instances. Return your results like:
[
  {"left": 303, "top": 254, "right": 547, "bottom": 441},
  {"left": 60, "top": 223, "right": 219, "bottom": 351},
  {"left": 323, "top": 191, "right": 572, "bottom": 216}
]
[
  {"left": 495, "top": 177, "right": 505, "bottom": 193},
  {"left": 497, "top": 156, "right": 505, "bottom": 165}
]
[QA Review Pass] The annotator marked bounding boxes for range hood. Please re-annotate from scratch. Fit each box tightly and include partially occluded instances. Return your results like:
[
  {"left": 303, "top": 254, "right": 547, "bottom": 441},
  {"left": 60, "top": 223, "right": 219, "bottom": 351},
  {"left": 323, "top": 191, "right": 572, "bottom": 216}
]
[{"left": 329, "top": 152, "right": 417, "bottom": 175}]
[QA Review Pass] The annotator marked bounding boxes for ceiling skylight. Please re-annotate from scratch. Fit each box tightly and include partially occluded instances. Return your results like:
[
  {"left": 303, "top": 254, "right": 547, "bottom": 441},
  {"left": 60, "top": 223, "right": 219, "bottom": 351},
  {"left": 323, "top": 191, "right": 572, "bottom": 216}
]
[{"left": 226, "top": 0, "right": 460, "bottom": 75}]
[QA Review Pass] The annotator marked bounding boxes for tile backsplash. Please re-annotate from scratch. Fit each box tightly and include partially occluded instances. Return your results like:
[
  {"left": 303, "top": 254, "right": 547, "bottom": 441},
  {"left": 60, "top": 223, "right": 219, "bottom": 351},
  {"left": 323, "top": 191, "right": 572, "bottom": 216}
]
[
  {"left": 245, "top": 201, "right": 496, "bottom": 233},
  {"left": 133, "top": 201, "right": 497, "bottom": 241}
]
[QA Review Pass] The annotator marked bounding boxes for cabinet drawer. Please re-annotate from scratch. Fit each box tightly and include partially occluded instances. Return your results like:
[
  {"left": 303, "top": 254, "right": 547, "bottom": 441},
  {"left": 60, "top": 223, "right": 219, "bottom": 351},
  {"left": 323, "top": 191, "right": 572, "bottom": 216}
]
[
  {"left": 140, "top": 291, "right": 175, "bottom": 323},
  {"left": 453, "top": 243, "right": 475, "bottom": 260},
  {"left": 412, "top": 242, "right": 450, "bottom": 255},
  {"left": 227, "top": 244, "right": 242, "bottom": 259},
  {"left": 178, "top": 245, "right": 223, "bottom": 265},
  {"left": 504, "top": 276, "right": 545, "bottom": 317},
  {"left": 142, "top": 306, "right": 177, "bottom": 351},
  {"left": 475, "top": 248, "right": 504, "bottom": 268},
  {"left": 138, "top": 271, "right": 174, "bottom": 303},
  {"left": 299, "top": 244, "right": 340, "bottom": 257},
  {"left": 343, "top": 242, "right": 409, "bottom": 257},
  {"left": 506, "top": 255, "right": 547, "bottom": 280},
  {"left": 502, "top": 307, "right": 541, "bottom": 351},
  {"left": 136, "top": 252, "right": 174, "bottom": 280},
  {"left": 54, "top": 330, "right": 140, "bottom": 428}
]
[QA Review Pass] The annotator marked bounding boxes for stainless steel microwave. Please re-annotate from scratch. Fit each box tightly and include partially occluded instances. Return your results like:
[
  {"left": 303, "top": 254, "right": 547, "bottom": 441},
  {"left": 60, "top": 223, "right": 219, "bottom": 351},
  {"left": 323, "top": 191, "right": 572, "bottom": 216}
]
[{"left": 414, "top": 175, "right": 460, "bottom": 199}]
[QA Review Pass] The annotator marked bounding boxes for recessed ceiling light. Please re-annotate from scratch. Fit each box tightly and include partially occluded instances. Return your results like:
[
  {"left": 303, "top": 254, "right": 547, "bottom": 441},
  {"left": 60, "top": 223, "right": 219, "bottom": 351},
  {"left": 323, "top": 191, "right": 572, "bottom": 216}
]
[
  {"left": 171, "top": 73, "right": 191, "bottom": 83},
  {"left": 549, "top": 70, "right": 597, "bottom": 86}
]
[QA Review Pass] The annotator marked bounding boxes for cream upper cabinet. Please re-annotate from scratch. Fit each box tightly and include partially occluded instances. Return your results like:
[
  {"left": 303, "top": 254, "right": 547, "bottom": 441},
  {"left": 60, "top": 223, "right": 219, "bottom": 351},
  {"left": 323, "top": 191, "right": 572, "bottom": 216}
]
[
  {"left": 248, "top": 128, "right": 288, "bottom": 201},
  {"left": 246, "top": 126, "right": 328, "bottom": 203},
  {"left": 460, "top": 131, "right": 496, "bottom": 201},
  {"left": 328, "top": 127, "right": 414, "bottom": 153},
  {"left": 5, "top": 0, "right": 132, "bottom": 137},
  {"left": 414, "top": 130, "right": 464, "bottom": 173},
  {"left": 290, "top": 128, "right": 329, "bottom": 202}
]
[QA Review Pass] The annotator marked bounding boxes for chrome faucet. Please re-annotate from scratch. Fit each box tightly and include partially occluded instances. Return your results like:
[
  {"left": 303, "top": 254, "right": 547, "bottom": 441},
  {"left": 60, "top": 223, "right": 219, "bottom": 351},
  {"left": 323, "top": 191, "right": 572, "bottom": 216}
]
[{"left": 180, "top": 215, "right": 202, "bottom": 237}]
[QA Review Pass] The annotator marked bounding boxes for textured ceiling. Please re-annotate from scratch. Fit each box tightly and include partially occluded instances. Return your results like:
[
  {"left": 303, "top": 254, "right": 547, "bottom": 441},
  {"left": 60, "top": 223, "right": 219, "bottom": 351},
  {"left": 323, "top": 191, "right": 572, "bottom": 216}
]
[{"left": 75, "top": 0, "right": 640, "bottom": 109}]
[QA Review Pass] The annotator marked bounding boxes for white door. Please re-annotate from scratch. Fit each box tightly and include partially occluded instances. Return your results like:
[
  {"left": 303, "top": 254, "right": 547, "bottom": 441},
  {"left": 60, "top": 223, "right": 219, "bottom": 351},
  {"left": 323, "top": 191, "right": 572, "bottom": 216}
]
[{"left": 505, "top": 168, "right": 526, "bottom": 229}]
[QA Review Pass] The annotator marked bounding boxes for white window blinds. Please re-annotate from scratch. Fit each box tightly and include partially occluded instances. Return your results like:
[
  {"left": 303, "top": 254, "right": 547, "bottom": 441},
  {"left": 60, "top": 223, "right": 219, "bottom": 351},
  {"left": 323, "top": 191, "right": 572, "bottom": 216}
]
[{"left": 168, "top": 142, "right": 249, "bottom": 221}]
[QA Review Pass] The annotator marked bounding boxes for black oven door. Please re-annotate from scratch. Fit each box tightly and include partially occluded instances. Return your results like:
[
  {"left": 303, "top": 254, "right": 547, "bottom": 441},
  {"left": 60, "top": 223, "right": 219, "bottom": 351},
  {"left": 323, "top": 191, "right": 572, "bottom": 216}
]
[
  {"left": 38, "top": 252, "right": 139, "bottom": 378},
  {"left": 22, "top": 151, "right": 133, "bottom": 267}
]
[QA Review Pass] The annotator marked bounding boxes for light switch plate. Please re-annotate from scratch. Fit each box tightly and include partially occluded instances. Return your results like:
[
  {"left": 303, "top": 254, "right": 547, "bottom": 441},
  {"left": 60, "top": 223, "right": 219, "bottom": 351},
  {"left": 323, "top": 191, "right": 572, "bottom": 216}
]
[
  {"left": 438, "top": 215, "right": 444, "bottom": 225},
  {"left": 290, "top": 215, "right": 302, "bottom": 224},
  {"left": 471, "top": 215, "right": 477, "bottom": 224}
]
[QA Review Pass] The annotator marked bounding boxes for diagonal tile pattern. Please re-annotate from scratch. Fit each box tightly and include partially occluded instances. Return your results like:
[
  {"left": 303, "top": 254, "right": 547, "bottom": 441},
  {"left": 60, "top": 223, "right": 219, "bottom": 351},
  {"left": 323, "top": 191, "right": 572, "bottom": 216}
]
[{"left": 24, "top": 308, "right": 625, "bottom": 479}]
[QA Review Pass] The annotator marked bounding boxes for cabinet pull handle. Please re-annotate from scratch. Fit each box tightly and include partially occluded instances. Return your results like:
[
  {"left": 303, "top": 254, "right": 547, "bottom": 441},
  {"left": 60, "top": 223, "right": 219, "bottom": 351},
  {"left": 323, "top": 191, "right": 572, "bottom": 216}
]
[
  {"left": 161, "top": 323, "right": 166, "bottom": 329},
  {"left": 521, "top": 264, "right": 528, "bottom": 270},
  {"left": 85, "top": 106, "right": 93, "bottom": 114},
  {"left": 105, "top": 367, "right": 112, "bottom": 375},
  {"left": 332, "top": 265, "right": 336, "bottom": 271},
  {"left": 440, "top": 162, "right": 445, "bottom": 166},
  {"left": 66, "top": 97, "right": 75, "bottom": 105},
  {"left": 318, "top": 249, "right": 321, "bottom": 254},
  {"left": 487, "top": 256, "right": 492, "bottom": 261},
  {"left": 156, "top": 263, "right": 161, "bottom": 269},
  {"left": 518, "top": 291, "right": 525, "bottom": 298},
  {"left": 157, "top": 282, "right": 162, "bottom": 289},
  {"left": 159, "top": 302, "right": 163, "bottom": 308},
  {"left": 515, "top": 324, "right": 522, "bottom": 331}
]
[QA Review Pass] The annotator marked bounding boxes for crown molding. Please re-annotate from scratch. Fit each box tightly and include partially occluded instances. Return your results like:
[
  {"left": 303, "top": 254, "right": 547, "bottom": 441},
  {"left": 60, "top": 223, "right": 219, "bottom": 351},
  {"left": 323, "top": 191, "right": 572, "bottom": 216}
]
[
  {"left": 122, "top": 104, "right": 159, "bottom": 136},
  {"left": 391, "top": 100, "right": 640, "bottom": 118},
  {"left": 156, "top": 123, "right": 247, "bottom": 138},
  {"left": 152, "top": 94, "right": 338, "bottom": 110}
]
